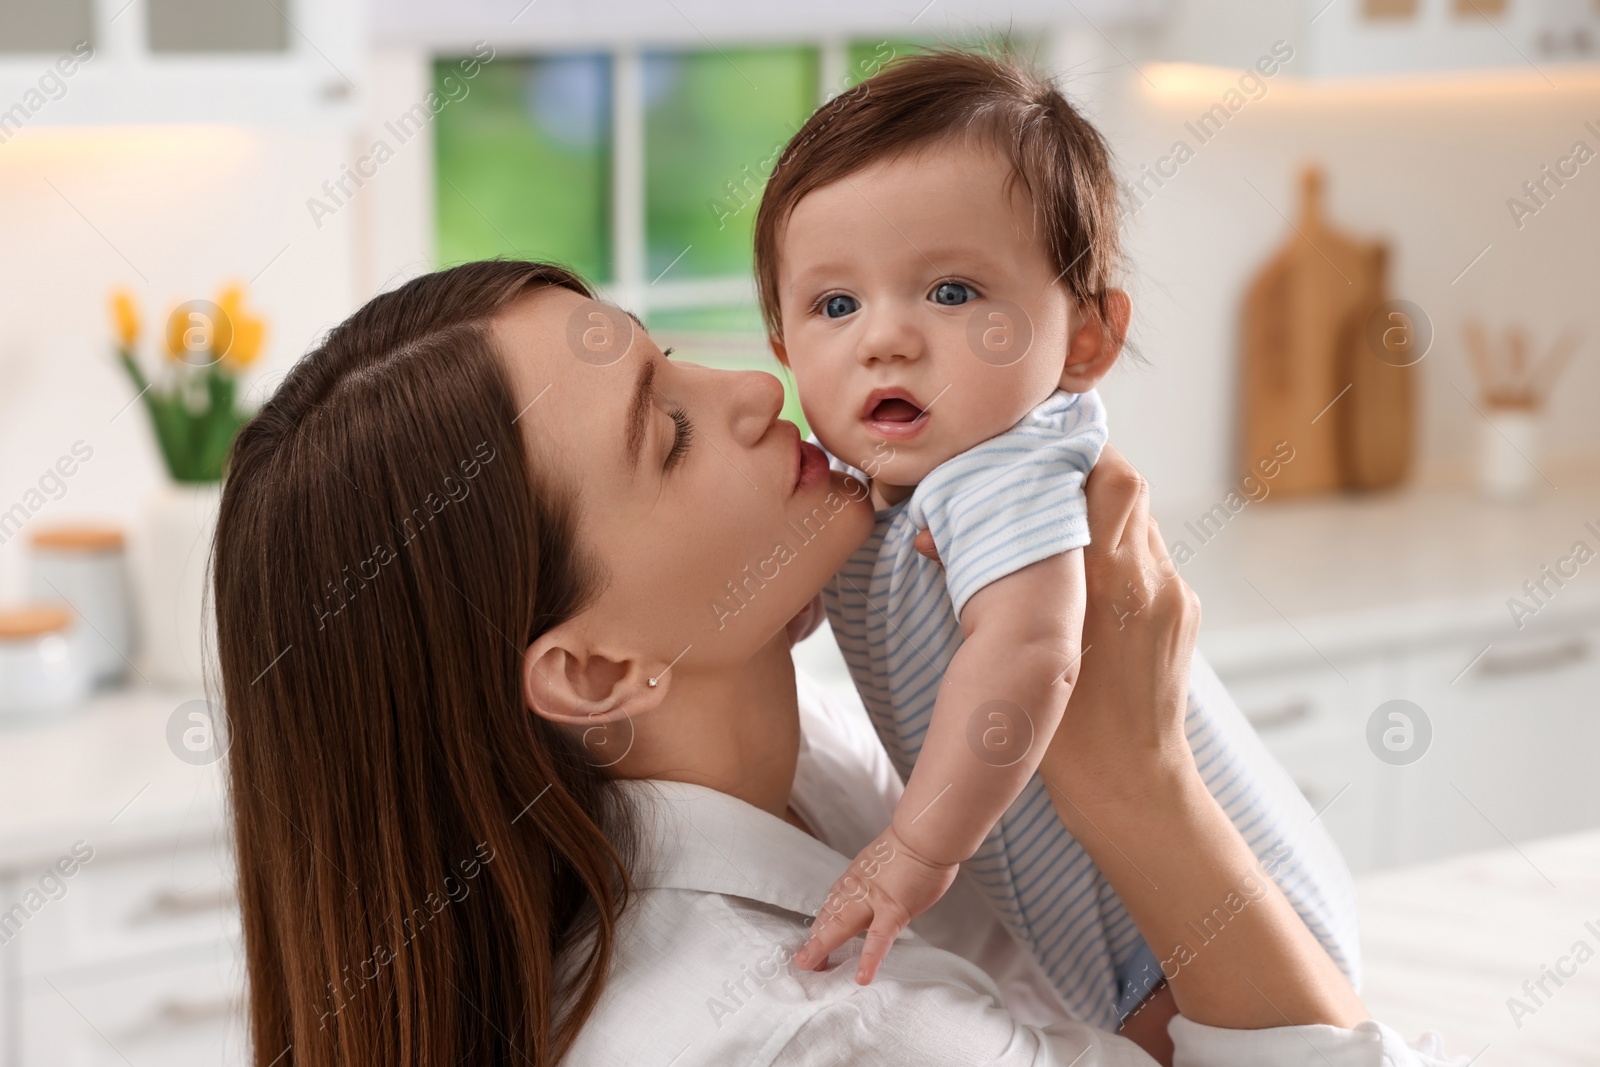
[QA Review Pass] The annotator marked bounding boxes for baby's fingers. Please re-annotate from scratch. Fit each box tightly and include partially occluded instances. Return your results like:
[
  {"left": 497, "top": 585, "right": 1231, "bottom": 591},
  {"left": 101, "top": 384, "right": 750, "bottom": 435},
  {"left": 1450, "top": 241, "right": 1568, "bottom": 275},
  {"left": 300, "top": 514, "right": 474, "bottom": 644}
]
[
  {"left": 796, "top": 895, "right": 872, "bottom": 971},
  {"left": 855, "top": 908, "right": 908, "bottom": 985}
]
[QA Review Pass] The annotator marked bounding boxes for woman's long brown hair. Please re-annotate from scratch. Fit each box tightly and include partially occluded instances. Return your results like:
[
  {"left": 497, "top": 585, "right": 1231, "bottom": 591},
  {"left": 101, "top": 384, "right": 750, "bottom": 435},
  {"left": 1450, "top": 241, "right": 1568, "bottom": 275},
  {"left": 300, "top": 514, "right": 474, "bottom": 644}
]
[{"left": 213, "top": 260, "right": 635, "bottom": 1066}]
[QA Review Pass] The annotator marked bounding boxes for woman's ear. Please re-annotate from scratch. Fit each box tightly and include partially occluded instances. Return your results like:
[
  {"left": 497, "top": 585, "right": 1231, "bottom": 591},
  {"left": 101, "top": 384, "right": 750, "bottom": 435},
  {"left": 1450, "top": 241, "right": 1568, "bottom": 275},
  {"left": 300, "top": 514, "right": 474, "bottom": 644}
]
[
  {"left": 522, "top": 624, "right": 667, "bottom": 729},
  {"left": 1059, "top": 290, "right": 1131, "bottom": 392},
  {"left": 769, "top": 334, "right": 790, "bottom": 368}
]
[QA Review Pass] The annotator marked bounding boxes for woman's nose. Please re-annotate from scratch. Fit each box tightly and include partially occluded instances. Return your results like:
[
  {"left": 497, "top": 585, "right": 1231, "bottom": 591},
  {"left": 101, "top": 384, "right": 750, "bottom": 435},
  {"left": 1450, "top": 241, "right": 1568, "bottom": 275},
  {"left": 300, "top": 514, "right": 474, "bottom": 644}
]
[{"left": 727, "top": 369, "right": 787, "bottom": 446}]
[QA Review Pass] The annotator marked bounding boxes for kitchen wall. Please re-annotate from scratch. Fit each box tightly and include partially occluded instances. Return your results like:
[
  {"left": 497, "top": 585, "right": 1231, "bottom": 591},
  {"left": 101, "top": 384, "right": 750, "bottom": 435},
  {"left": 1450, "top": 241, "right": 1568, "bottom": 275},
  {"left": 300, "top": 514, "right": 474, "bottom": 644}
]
[
  {"left": 0, "top": 52, "right": 431, "bottom": 603},
  {"left": 0, "top": 126, "right": 351, "bottom": 597},
  {"left": 0, "top": 13, "right": 1596, "bottom": 603},
  {"left": 1067, "top": 31, "right": 1600, "bottom": 508}
]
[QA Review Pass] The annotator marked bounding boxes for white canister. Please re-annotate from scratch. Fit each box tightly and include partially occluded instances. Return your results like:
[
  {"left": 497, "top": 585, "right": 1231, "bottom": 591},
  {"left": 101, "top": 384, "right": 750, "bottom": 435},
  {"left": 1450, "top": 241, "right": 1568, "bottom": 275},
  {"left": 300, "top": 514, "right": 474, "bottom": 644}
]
[
  {"left": 1478, "top": 404, "right": 1542, "bottom": 502},
  {"left": 0, "top": 606, "right": 92, "bottom": 722},
  {"left": 28, "top": 525, "right": 135, "bottom": 687},
  {"left": 130, "top": 482, "right": 222, "bottom": 690}
]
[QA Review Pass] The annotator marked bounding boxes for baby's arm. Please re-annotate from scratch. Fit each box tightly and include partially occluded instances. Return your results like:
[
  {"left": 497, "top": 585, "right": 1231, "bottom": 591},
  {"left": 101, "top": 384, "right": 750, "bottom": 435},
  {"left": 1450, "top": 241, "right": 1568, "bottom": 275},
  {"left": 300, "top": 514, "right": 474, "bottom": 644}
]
[{"left": 797, "top": 548, "right": 1086, "bottom": 982}]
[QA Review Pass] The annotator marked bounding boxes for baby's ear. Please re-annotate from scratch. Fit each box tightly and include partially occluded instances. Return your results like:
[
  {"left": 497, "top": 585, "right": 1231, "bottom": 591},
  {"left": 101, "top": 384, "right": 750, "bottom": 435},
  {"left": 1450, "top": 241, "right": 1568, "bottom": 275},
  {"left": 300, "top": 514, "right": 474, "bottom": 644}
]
[
  {"left": 769, "top": 334, "right": 790, "bottom": 368},
  {"left": 1059, "top": 290, "right": 1130, "bottom": 392}
]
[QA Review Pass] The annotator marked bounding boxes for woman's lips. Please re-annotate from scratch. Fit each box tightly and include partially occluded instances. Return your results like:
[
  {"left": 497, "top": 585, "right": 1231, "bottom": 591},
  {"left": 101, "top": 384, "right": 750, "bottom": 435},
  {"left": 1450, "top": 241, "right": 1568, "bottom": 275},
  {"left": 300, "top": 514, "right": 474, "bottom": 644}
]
[
  {"left": 863, "top": 387, "right": 929, "bottom": 440},
  {"left": 795, "top": 436, "right": 830, "bottom": 493}
]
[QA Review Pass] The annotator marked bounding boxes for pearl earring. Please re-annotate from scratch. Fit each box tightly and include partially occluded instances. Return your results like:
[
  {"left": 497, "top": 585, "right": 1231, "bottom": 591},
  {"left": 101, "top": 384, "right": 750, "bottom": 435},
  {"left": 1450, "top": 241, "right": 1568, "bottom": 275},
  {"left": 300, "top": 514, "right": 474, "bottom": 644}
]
[{"left": 646, "top": 644, "right": 691, "bottom": 692}]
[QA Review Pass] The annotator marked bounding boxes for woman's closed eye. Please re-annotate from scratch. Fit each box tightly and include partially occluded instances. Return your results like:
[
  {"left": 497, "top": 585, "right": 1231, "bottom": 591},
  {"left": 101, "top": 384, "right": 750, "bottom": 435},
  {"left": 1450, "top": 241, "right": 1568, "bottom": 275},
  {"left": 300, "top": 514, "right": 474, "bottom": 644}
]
[
  {"left": 664, "top": 404, "right": 693, "bottom": 471},
  {"left": 650, "top": 347, "right": 693, "bottom": 473}
]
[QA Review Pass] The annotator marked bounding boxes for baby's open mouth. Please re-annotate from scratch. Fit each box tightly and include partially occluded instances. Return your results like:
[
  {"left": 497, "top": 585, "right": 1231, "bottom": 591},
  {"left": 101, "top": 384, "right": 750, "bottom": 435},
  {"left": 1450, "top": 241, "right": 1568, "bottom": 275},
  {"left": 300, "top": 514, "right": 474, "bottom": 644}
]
[
  {"left": 870, "top": 397, "right": 925, "bottom": 423},
  {"left": 862, "top": 389, "right": 931, "bottom": 441}
]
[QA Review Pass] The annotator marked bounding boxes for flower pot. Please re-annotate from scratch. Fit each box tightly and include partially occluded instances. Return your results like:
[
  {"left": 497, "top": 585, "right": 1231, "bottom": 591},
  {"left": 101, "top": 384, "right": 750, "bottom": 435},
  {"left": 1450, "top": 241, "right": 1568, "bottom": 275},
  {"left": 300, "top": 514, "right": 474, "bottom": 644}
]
[{"left": 130, "top": 482, "right": 221, "bottom": 690}]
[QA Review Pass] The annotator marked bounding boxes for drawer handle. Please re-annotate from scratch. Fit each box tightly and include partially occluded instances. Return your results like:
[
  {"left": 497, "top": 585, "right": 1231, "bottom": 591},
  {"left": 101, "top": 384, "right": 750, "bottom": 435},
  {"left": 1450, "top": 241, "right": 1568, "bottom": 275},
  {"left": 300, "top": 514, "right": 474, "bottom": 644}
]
[
  {"left": 156, "top": 994, "right": 238, "bottom": 1026},
  {"left": 135, "top": 885, "right": 235, "bottom": 923},
  {"left": 1244, "top": 699, "right": 1313, "bottom": 731},
  {"left": 1476, "top": 638, "right": 1590, "bottom": 678},
  {"left": 119, "top": 994, "right": 239, "bottom": 1040}
]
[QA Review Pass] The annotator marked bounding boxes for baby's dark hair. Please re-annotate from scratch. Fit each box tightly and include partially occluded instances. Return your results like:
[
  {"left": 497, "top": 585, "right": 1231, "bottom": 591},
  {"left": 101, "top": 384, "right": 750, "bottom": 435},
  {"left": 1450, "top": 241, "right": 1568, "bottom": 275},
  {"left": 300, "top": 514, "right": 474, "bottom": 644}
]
[{"left": 754, "top": 47, "right": 1124, "bottom": 344}]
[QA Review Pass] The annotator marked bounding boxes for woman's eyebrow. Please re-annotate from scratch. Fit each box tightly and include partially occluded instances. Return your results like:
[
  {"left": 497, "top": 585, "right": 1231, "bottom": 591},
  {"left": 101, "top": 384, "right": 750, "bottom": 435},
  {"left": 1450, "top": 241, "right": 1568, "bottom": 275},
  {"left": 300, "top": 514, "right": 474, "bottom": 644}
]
[{"left": 624, "top": 358, "right": 657, "bottom": 469}]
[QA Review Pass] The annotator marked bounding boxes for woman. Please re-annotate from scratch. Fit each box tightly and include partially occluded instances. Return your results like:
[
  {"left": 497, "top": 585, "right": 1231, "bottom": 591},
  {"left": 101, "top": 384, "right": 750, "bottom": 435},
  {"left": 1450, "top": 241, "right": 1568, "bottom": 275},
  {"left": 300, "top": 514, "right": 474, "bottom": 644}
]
[{"left": 213, "top": 260, "right": 1461, "bottom": 1065}]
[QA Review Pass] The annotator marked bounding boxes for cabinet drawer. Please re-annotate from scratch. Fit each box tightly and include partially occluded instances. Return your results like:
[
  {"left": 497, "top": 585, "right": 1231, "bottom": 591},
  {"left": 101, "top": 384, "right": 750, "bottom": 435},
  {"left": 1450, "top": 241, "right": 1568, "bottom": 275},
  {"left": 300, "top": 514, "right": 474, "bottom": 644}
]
[
  {"left": 1266, "top": 725, "right": 1385, "bottom": 875},
  {"left": 1386, "top": 626, "right": 1600, "bottom": 866},
  {"left": 17, "top": 840, "right": 238, "bottom": 978},
  {"left": 21, "top": 951, "right": 245, "bottom": 1067},
  {"left": 1223, "top": 668, "right": 1350, "bottom": 743},
  {"left": 1213, "top": 656, "right": 1385, "bottom": 873}
]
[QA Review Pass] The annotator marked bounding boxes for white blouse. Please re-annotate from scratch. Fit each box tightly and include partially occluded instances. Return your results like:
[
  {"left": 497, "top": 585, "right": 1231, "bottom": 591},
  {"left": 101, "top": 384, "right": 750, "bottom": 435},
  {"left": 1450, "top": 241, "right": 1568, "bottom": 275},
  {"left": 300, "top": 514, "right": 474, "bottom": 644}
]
[{"left": 561, "top": 672, "right": 1467, "bottom": 1066}]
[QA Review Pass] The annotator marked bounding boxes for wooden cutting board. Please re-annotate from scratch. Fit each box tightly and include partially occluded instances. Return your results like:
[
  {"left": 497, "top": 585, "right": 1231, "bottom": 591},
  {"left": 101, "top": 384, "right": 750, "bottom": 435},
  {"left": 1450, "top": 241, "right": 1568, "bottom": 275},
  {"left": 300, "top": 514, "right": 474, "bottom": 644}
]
[{"left": 1240, "top": 166, "right": 1412, "bottom": 496}]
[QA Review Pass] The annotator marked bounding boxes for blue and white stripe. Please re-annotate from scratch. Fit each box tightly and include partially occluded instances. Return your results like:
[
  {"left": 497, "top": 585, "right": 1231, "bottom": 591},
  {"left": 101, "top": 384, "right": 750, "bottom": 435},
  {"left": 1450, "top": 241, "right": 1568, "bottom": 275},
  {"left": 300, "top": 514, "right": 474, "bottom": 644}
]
[{"left": 821, "top": 389, "right": 1361, "bottom": 1029}]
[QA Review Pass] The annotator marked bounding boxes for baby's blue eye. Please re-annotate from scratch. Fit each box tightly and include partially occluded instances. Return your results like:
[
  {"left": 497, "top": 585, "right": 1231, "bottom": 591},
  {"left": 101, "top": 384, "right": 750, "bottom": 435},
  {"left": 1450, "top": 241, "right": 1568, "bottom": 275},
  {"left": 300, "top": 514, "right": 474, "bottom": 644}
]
[
  {"left": 932, "top": 282, "right": 975, "bottom": 306},
  {"left": 823, "top": 294, "right": 859, "bottom": 319}
]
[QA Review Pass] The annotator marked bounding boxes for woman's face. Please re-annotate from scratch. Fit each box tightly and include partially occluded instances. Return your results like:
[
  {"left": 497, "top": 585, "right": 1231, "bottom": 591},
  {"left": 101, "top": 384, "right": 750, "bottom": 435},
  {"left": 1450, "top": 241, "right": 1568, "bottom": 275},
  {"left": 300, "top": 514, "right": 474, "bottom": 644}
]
[{"left": 496, "top": 286, "right": 873, "bottom": 686}]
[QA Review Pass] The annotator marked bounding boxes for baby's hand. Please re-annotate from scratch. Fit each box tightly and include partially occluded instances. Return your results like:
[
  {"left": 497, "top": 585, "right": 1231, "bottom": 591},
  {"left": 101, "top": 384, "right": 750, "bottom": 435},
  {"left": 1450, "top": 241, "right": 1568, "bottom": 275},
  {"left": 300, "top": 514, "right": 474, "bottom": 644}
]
[{"left": 794, "top": 826, "right": 958, "bottom": 984}]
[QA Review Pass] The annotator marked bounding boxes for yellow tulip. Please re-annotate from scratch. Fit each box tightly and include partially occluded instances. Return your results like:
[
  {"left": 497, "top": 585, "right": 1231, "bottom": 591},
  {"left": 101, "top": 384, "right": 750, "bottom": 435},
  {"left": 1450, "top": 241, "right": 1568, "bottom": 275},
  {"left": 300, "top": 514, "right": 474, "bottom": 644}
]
[
  {"left": 109, "top": 289, "right": 140, "bottom": 348},
  {"left": 213, "top": 282, "right": 246, "bottom": 360},
  {"left": 222, "top": 314, "right": 266, "bottom": 370},
  {"left": 164, "top": 303, "right": 192, "bottom": 361},
  {"left": 216, "top": 282, "right": 245, "bottom": 316}
]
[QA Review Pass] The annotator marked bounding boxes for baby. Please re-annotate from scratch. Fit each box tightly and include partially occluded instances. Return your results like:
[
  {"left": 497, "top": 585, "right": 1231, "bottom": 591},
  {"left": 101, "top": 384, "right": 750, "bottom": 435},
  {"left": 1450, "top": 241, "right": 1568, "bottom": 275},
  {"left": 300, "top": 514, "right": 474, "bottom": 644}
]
[{"left": 755, "top": 50, "right": 1361, "bottom": 1029}]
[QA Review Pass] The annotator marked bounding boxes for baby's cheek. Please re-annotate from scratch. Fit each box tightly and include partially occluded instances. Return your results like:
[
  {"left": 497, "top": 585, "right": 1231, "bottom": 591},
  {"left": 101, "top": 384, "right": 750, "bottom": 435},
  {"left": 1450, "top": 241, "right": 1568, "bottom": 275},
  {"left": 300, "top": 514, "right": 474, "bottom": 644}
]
[{"left": 806, "top": 403, "right": 856, "bottom": 461}]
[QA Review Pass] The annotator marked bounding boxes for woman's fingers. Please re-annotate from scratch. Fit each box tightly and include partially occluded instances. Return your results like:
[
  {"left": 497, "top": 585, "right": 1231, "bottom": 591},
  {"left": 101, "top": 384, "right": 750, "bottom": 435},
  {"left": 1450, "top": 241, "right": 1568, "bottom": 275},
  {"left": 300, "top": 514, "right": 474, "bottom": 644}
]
[
  {"left": 913, "top": 528, "right": 941, "bottom": 565},
  {"left": 1083, "top": 444, "right": 1148, "bottom": 558},
  {"left": 1146, "top": 516, "right": 1181, "bottom": 587}
]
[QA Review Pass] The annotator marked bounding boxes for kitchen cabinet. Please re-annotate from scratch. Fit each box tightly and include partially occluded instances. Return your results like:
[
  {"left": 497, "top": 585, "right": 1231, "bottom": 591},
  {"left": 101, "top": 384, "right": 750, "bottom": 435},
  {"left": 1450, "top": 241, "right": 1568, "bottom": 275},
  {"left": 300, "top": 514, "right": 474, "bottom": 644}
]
[
  {"left": 1215, "top": 614, "right": 1600, "bottom": 875},
  {"left": 1220, "top": 659, "right": 1390, "bottom": 874},
  {"left": 0, "top": 689, "right": 242, "bottom": 1067},
  {"left": 1384, "top": 626, "right": 1600, "bottom": 867},
  {"left": 1166, "top": 476, "right": 1600, "bottom": 876},
  {"left": 20, "top": 949, "right": 242, "bottom": 1067},
  {"left": 0, "top": 0, "right": 363, "bottom": 129},
  {"left": 3, "top": 840, "right": 246, "bottom": 1067},
  {"left": 1163, "top": 0, "right": 1600, "bottom": 79}
]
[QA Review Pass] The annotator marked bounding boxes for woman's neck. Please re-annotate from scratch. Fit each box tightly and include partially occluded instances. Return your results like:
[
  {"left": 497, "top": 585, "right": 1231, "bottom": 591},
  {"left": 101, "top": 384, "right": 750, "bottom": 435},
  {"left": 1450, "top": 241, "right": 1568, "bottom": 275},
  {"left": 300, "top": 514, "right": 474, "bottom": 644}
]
[{"left": 616, "top": 632, "right": 802, "bottom": 822}]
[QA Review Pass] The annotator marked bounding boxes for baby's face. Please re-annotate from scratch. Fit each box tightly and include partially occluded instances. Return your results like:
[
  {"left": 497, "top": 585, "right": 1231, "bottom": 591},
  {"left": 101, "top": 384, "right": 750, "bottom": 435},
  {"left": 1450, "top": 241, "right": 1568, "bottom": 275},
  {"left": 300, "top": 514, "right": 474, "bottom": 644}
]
[{"left": 773, "top": 137, "right": 1076, "bottom": 503}]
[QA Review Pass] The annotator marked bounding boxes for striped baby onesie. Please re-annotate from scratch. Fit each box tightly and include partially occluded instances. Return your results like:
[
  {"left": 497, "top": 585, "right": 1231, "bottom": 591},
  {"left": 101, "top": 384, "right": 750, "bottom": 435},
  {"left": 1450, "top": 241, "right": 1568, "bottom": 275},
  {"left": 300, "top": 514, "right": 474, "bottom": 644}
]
[{"left": 820, "top": 388, "right": 1361, "bottom": 1029}]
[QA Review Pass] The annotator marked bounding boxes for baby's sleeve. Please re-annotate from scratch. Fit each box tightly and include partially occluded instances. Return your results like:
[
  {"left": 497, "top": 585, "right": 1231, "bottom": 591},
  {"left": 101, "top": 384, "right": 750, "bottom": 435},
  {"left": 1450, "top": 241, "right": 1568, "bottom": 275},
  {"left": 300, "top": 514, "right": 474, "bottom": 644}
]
[{"left": 907, "top": 390, "right": 1107, "bottom": 619}]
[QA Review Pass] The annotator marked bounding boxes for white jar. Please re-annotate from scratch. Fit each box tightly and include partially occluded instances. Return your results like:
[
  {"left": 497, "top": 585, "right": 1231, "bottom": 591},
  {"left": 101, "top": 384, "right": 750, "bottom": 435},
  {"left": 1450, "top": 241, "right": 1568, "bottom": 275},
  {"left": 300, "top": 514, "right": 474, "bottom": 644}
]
[
  {"left": 1478, "top": 405, "right": 1542, "bottom": 502},
  {"left": 28, "top": 525, "right": 135, "bottom": 687},
  {"left": 130, "top": 482, "right": 221, "bottom": 689},
  {"left": 0, "top": 606, "right": 91, "bottom": 722}
]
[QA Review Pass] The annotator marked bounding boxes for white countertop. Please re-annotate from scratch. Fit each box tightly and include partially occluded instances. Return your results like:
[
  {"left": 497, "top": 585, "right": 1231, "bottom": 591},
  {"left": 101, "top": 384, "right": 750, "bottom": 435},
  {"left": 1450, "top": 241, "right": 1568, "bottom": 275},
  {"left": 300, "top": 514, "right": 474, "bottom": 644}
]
[
  {"left": 0, "top": 684, "right": 226, "bottom": 873},
  {"left": 1356, "top": 828, "right": 1600, "bottom": 1066},
  {"left": 1157, "top": 473, "right": 1600, "bottom": 676}
]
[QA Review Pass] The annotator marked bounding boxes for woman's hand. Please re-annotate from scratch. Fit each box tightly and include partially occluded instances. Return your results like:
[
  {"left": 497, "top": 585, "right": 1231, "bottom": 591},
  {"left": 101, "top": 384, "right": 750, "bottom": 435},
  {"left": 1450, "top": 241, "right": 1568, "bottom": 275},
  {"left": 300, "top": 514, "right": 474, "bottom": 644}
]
[{"left": 1037, "top": 444, "right": 1200, "bottom": 815}]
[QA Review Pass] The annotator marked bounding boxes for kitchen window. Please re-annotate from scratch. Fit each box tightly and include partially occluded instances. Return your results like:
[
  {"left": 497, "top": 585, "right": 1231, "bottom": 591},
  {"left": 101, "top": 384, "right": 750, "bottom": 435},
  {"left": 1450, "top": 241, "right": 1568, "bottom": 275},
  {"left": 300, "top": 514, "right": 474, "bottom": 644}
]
[{"left": 432, "top": 36, "right": 1019, "bottom": 432}]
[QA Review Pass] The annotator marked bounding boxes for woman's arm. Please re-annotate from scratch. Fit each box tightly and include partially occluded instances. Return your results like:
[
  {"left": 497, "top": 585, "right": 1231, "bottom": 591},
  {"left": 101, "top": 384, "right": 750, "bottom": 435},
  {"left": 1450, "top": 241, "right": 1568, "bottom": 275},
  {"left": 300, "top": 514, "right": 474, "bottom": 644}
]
[{"left": 1034, "top": 446, "right": 1367, "bottom": 1032}]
